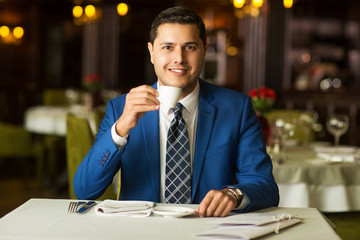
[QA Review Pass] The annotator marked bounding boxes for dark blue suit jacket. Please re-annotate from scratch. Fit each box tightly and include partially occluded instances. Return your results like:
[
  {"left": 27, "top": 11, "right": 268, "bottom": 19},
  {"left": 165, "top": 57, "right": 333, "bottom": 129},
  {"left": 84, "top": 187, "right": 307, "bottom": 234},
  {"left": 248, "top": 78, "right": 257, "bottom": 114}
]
[{"left": 74, "top": 80, "right": 279, "bottom": 212}]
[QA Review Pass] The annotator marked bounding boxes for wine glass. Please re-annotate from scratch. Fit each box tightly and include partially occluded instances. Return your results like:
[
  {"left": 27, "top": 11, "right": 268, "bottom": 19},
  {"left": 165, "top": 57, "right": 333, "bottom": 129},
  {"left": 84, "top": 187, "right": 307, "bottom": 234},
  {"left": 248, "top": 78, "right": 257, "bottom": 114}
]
[
  {"left": 274, "top": 117, "right": 296, "bottom": 139},
  {"left": 326, "top": 114, "right": 349, "bottom": 147},
  {"left": 299, "top": 111, "right": 316, "bottom": 146},
  {"left": 270, "top": 116, "right": 296, "bottom": 163}
]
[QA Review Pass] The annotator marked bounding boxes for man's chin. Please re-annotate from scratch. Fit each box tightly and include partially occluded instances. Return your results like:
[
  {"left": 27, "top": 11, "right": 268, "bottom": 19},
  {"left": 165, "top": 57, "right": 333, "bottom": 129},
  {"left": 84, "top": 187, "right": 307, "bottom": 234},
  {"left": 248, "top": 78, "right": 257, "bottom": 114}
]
[{"left": 159, "top": 77, "right": 197, "bottom": 89}]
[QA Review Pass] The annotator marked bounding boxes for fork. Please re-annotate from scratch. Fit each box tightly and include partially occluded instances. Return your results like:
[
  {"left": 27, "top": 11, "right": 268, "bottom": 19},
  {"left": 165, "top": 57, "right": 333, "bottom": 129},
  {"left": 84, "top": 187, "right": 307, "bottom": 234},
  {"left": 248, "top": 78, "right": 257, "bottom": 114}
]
[{"left": 68, "top": 201, "right": 85, "bottom": 213}]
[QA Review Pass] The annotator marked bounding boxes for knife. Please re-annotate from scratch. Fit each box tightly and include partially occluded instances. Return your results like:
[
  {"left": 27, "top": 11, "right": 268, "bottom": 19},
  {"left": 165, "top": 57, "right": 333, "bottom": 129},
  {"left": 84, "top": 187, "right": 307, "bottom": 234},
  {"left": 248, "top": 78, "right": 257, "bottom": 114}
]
[{"left": 77, "top": 201, "right": 97, "bottom": 213}]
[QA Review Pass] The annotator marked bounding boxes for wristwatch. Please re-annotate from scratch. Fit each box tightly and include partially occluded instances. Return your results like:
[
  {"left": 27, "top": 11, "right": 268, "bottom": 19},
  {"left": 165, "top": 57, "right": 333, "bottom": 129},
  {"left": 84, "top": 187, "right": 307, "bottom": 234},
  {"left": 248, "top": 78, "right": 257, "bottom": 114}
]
[{"left": 226, "top": 187, "right": 244, "bottom": 208}]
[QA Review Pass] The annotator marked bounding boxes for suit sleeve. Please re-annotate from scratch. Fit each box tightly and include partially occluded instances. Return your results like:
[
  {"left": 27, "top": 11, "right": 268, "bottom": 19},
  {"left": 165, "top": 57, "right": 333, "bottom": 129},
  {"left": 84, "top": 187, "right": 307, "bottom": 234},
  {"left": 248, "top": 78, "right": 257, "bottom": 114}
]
[
  {"left": 73, "top": 98, "right": 125, "bottom": 200},
  {"left": 233, "top": 96, "right": 279, "bottom": 212}
]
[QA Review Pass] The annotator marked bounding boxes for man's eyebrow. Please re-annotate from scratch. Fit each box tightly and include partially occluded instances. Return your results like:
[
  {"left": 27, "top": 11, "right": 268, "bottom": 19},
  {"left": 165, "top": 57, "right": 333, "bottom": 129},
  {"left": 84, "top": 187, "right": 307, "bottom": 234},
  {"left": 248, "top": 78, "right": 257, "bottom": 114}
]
[
  {"left": 159, "top": 42, "right": 175, "bottom": 46},
  {"left": 184, "top": 41, "right": 199, "bottom": 46},
  {"left": 159, "top": 41, "right": 200, "bottom": 46}
]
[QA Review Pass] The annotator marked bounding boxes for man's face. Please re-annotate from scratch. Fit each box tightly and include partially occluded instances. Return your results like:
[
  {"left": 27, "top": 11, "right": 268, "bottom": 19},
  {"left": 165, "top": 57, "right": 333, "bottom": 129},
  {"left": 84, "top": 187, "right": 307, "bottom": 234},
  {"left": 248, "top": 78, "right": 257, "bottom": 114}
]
[{"left": 148, "top": 23, "right": 206, "bottom": 98}]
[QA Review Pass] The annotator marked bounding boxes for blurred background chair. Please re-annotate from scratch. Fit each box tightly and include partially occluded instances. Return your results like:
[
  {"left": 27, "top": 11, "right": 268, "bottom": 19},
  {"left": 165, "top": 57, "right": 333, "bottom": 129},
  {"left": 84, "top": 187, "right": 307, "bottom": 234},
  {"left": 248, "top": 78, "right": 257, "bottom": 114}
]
[
  {"left": 43, "top": 88, "right": 69, "bottom": 106},
  {"left": 66, "top": 113, "right": 119, "bottom": 200},
  {"left": 0, "top": 121, "right": 44, "bottom": 190},
  {"left": 265, "top": 109, "right": 316, "bottom": 145},
  {"left": 41, "top": 89, "right": 69, "bottom": 190}
]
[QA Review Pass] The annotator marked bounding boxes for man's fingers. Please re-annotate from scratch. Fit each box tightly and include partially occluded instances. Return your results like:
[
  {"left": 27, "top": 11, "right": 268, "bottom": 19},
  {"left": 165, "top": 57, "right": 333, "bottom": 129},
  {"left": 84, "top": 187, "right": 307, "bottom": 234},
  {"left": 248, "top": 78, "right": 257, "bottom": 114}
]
[
  {"left": 127, "top": 88, "right": 160, "bottom": 107},
  {"left": 196, "top": 189, "right": 237, "bottom": 217},
  {"left": 115, "top": 85, "right": 159, "bottom": 136},
  {"left": 196, "top": 190, "right": 214, "bottom": 217},
  {"left": 129, "top": 85, "right": 159, "bottom": 99}
]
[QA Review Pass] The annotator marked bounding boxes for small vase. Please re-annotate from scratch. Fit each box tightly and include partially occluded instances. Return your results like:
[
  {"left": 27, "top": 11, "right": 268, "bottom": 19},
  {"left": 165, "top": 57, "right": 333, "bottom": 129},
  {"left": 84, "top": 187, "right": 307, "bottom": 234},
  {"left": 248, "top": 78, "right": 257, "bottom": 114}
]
[
  {"left": 256, "top": 112, "right": 270, "bottom": 145},
  {"left": 91, "top": 89, "right": 102, "bottom": 109}
]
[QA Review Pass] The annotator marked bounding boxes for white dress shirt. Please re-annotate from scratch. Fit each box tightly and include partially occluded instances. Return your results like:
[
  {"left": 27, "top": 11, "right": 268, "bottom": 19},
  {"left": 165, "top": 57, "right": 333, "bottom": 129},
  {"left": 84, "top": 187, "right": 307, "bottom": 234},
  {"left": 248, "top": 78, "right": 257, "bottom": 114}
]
[{"left": 158, "top": 82, "right": 199, "bottom": 202}]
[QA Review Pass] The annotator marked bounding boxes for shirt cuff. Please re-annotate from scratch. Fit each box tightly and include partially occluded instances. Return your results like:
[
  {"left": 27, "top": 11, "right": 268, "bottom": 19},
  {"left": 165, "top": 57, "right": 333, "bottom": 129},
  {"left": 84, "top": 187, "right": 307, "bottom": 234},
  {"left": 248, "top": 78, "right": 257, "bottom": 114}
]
[
  {"left": 111, "top": 122, "right": 128, "bottom": 150},
  {"left": 237, "top": 194, "right": 249, "bottom": 210}
]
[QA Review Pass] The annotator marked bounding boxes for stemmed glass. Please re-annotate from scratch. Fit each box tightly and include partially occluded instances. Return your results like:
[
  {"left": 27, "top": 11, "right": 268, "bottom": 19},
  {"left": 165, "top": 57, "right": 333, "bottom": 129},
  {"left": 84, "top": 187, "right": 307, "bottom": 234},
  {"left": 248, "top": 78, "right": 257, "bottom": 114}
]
[
  {"left": 270, "top": 116, "right": 296, "bottom": 163},
  {"left": 326, "top": 114, "right": 349, "bottom": 147},
  {"left": 299, "top": 111, "right": 317, "bottom": 146}
]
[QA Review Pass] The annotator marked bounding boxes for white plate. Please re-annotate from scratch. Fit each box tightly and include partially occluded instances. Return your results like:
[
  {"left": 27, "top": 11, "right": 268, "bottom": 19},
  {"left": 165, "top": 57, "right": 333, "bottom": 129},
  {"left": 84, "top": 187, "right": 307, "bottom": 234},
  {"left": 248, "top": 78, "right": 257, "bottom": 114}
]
[
  {"left": 152, "top": 206, "right": 196, "bottom": 218},
  {"left": 309, "top": 141, "right": 331, "bottom": 148},
  {"left": 314, "top": 146, "right": 357, "bottom": 154}
]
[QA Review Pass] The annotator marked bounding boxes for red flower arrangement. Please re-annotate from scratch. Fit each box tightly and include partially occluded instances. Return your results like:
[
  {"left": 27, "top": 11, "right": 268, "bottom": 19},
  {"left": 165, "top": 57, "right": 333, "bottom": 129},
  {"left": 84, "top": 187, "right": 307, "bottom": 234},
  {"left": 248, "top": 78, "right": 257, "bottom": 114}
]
[
  {"left": 248, "top": 87, "right": 276, "bottom": 114},
  {"left": 84, "top": 74, "right": 103, "bottom": 91}
]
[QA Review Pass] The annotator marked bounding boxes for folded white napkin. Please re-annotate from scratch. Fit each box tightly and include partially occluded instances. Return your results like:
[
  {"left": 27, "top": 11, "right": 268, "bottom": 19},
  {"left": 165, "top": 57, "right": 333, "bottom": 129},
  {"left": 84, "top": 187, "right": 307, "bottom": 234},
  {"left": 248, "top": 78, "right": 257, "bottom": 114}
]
[
  {"left": 316, "top": 152, "right": 355, "bottom": 162},
  {"left": 95, "top": 200, "right": 154, "bottom": 217}
]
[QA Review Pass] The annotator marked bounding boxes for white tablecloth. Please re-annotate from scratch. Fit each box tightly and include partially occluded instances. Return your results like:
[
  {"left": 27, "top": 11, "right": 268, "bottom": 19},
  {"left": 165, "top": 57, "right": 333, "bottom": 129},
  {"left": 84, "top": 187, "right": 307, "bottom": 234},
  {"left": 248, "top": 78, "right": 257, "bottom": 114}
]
[
  {"left": 272, "top": 145, "right": 360, "bottom": 212},
  {"left": 0, "top": 199, "right": 340, "bottom": 240},
  {"left": 24, "top": 105, "right": 98, "bottom": 136}
]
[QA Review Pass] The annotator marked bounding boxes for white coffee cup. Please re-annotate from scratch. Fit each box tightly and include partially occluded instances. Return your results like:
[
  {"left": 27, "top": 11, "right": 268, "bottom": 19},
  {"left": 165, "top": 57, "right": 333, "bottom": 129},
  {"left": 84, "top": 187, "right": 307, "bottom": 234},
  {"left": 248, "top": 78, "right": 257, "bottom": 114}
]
[{"left": 158, "top": 86, "right": 182, "bottom": 108}]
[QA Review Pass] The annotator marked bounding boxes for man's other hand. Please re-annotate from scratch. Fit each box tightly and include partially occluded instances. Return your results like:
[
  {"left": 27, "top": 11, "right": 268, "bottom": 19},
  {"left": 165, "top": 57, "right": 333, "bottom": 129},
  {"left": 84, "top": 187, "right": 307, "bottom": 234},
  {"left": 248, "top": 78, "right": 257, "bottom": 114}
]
[{"left": 196, "top": 189, "right": 237, "bottom": 217}]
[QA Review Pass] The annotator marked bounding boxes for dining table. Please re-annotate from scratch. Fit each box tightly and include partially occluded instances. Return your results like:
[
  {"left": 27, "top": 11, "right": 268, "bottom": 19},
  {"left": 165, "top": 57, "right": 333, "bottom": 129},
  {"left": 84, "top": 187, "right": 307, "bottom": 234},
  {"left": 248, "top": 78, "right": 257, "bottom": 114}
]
[
  {"left": 271, "top": 143, "right": 360, "bottom": 212},
  {"left": 24, "top": 105, "right": 100, "bottom": 136},
  {"left": 0, "top": 198, "right": 340, "bottom": 240}
]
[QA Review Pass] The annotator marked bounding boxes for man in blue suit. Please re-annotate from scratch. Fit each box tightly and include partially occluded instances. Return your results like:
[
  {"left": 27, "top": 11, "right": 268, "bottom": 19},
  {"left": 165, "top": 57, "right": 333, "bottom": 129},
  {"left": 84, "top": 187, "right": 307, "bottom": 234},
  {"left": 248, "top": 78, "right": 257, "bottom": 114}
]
[{"left": 74, "top": 6, "right": 279, "bottom": 217}]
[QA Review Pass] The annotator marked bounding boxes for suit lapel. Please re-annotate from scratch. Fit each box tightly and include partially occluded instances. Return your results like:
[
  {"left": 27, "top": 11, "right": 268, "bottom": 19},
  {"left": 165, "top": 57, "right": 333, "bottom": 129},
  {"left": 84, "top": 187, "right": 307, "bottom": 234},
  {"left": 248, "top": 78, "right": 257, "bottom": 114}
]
[{"left": 192, "top": 82, "right": 216, "bottom": 200}]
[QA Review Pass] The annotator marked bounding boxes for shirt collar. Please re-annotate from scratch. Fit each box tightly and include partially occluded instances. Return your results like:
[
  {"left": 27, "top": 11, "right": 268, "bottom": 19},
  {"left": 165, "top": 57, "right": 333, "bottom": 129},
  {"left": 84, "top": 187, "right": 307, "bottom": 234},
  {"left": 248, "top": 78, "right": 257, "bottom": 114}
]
[{"left": 158, "top": 80, "right": 200, "bottom": 116}]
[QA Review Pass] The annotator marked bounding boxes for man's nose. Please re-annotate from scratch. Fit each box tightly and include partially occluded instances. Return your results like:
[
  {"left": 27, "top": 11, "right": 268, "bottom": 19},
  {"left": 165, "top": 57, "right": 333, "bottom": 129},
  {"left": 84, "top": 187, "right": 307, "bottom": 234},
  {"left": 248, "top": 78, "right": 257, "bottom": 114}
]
[{"left": 173, "top": 47, "right": 185, "bottom": 64}]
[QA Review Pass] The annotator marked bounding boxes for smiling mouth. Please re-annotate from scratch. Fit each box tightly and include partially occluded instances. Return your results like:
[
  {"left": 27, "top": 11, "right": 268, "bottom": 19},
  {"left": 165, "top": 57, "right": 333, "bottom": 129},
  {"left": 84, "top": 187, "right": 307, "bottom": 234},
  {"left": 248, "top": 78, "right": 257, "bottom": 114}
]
[{"left": 168, "top": 68, "right": 189, "bottom": 74}]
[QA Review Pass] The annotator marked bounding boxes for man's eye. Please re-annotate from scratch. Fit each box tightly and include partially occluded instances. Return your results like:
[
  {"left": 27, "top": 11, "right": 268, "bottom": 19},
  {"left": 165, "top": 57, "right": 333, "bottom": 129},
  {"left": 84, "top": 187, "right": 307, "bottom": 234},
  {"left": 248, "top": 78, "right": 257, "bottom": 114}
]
[
  {"left": 186, "top": 46, "right": 196, "bottom": 50},
  {"left": 163, "top": 46, "right": 172, "bottom": 50}
]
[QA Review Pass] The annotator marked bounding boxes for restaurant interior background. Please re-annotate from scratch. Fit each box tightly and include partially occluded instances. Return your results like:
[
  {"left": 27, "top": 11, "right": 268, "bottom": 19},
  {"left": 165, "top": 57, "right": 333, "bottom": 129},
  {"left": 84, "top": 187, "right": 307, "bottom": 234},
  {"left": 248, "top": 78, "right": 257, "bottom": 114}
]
[{"left": 1, "top": 0, "right": 360, "bottom": 238}]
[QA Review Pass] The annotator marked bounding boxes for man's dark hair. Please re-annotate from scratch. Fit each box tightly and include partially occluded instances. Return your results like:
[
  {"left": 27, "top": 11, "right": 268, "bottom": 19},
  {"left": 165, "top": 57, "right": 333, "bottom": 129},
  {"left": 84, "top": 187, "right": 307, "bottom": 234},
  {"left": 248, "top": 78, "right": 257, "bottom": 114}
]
[{"left": 149, "top": 7, "right": 207, "bottom": 46}]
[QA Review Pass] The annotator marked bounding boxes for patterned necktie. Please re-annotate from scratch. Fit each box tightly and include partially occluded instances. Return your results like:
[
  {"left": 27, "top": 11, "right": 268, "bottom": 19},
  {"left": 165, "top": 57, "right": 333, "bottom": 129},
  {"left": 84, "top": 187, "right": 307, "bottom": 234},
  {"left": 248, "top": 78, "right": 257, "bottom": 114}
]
[{"left": 164, "top": 102, "right": 191, "bottom": 204}]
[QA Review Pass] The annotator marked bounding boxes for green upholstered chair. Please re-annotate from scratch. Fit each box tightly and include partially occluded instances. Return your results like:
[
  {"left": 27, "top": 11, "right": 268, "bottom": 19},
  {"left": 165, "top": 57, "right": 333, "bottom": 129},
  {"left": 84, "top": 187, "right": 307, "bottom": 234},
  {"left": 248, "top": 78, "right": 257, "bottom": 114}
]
[
  {"left": 43, "top": 89, "right": 69, "bottom": 106},
  {"left": 264, "top": 110, "right": 315, "bottom": 145},
  {"left": 0, "top": 121, "right": 44, "bottom": 188},
  {"left": 41, "top": 88, "right": 70, "bottom": 189},
  {"left": 66, "top": 114, "right": 118, "bottom": 200}
]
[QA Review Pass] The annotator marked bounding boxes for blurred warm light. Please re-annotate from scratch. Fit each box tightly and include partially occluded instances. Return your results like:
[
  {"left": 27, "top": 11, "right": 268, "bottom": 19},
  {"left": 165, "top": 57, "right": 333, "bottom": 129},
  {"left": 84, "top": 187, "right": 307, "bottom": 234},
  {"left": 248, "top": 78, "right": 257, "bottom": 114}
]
[
  {"left": 227, "top": 46, "right": 239, "bottom": 56},
  {"left": 283, "top": 0, "right": 293, "bottom": 8},
  {"left": 0, "top": 25, "right": 24, "bottom": 45},
  {"left": 301, "top": 53, "right": 311, "bottom": 63},
  {"left": 117, "top": 3, "right": 129, "bottom": 16},
  {"left": 85, "top": 5, "right": 96, "bottom": 18},
  {"left": 0, "top": 25, "right": 10, "bottom": 38},
  {"left": 250, "top": 6, "right": 260, "bottom": 17},
  {"left": 252, "top": 0, "right": 263, "bottom": 8},
  {"left": 243, "top": 5, "right": 251, "bottom": 14},
  {"left": 320, "top": 78, "right": 332, "bottom": 91},
  {"left": 233, "top": 0, "right": 245, "bottom": 8},
  {"left": 332, "top": 78, "right": 342, "bottom": 89},
  {"left": 73, "top": 5, "right": 83, "bottom": 18},
  {"left": 234, "top": 9, "right": 246, "bottom": 19},
  {"left": 13, "top": 26, "right": 24, "bottom": 39}
]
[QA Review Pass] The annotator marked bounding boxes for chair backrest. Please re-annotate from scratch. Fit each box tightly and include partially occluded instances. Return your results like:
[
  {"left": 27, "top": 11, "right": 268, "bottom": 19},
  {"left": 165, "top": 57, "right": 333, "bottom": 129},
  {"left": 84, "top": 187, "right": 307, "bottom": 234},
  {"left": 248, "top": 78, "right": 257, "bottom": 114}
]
[
  {"left": 0, "top": 121, "right": 32, "bottom": 157},
  {"left": 43, "top": 89, "right": 69, "bottom": 106},
  {"left": 66, "top": 114, "right": 117, "bottom": 200},
  {"left": 66, "top": 114, "right": 95, "bottom": 199}
]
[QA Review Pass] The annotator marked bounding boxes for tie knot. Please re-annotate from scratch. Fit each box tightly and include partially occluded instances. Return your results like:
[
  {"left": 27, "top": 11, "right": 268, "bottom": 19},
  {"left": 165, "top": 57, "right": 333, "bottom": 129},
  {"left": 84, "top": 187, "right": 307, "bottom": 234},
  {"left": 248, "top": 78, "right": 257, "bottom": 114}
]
[{"left": 172, "top": 102, "right": 183, "bottom": 118}]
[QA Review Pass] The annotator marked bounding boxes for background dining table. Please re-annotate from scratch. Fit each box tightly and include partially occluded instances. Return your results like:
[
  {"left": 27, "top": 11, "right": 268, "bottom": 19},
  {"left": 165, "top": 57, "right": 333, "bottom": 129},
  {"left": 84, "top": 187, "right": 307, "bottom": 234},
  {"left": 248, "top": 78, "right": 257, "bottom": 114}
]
[
  {"left": 24, "top": 105, "right": 99, "bottom": 136},
  {"left": 271, "top": 144, "right": 360, "bottom": 212},
  {"left": 0, "top": 198, "right": 341, "bottom": 240}
]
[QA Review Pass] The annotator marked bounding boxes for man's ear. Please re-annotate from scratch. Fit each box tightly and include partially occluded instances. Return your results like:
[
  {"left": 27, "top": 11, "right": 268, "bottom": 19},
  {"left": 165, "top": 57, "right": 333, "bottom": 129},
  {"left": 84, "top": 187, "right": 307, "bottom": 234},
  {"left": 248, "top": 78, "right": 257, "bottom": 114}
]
[
  {"left": 204, "top": 44, "right": 209, "bottom": 57},
  {"left": 147, "top": 42, "right": 154, "bottom": 64}
]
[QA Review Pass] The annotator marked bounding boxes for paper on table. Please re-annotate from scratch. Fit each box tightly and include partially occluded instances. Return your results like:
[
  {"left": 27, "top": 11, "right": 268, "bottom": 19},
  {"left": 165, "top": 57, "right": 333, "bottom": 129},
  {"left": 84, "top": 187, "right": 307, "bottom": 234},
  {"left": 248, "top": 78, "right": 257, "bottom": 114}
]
[
  {"left": 195, "top": 213, "right": 302, "bottom": 239},
  {"left": 211, "top": 213, "right": 295, "bottom": 226},
  {"left": 196, "top": 218, "right": 302, "bottom": 239},
  {"left": 95, "top": 200, "right": 154, "bottom": 217}
]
